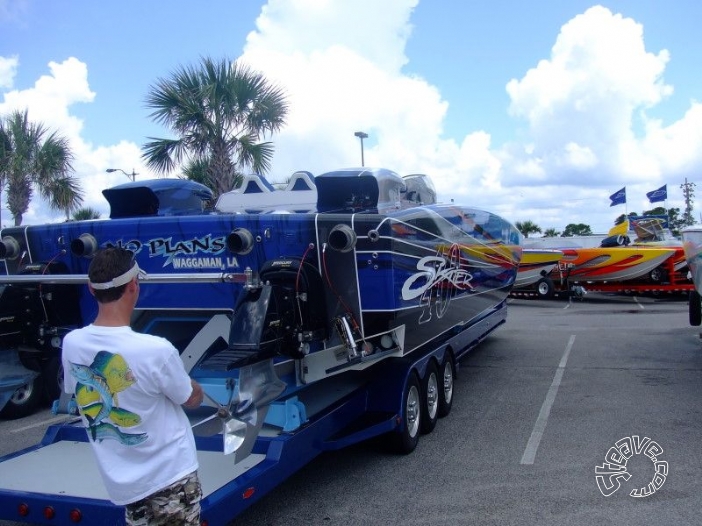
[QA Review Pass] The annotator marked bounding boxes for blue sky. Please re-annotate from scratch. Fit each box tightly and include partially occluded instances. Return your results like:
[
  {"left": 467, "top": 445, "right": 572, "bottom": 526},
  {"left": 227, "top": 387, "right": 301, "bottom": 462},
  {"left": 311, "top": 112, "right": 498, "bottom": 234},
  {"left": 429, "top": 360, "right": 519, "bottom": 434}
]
[{"left": 2, "top": 0, "right": 702, "bottom": 233}]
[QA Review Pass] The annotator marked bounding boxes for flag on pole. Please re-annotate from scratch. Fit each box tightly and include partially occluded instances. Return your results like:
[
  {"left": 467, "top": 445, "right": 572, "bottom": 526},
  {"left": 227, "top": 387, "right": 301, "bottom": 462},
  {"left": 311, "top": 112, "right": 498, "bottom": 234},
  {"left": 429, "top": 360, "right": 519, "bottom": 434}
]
[
  {"left": 609, "top": 187, "right": 626, "bottom": 207},
  {"left": 646, "top": 184, "right": 667, "bottom": 203}
]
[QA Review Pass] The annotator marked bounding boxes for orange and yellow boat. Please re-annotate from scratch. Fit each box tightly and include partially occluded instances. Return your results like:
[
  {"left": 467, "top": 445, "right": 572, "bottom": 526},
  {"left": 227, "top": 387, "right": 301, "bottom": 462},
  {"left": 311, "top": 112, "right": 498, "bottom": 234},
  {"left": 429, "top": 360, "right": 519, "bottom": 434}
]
[
  {"left": 627, "top": 217, "right": 687, "bottom": 274},
  {"left": 556, "top": 245, "right": 675, "bottom": 282},
  {"left": 539, "top": 219, "right": 679, "bottom": 283},
  {"left": 515, "top": 248, "right": 563, "bottom": 288}
]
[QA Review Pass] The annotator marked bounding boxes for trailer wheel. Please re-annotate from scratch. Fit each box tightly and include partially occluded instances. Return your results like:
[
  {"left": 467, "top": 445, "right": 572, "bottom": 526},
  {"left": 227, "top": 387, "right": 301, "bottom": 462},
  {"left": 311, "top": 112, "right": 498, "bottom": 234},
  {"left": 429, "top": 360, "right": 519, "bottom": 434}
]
[
  {"left": 420, "top": 361, "right": 439, "bottom": 434},
  {"left": 690, "top": 290, "right": 702, "bottom": 326},
  {"left": 536, "top": 277, "right": 554, "bottom": 299},
  {"left": 649, "top": 267, "right": 665, "bottom": 282},
  {"left": 389, "top": 372, "right": 421, "bottom": 454},
  {"left": 43, "top": 357, "right": 64, "bottom": 403},
  {"left": 0, "top": 375, "right": 43, "bottom": 420},
  {"left": 438, "top": 354, "right": 455, "bottom": 418}
]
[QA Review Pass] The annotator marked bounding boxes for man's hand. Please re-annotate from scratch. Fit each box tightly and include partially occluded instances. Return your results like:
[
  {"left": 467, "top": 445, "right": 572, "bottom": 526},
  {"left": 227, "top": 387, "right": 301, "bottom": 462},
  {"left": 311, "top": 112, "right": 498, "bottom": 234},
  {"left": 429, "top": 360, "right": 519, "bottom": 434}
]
[{"left": 183, "top": 379, "right": 204, "bottom": 409}]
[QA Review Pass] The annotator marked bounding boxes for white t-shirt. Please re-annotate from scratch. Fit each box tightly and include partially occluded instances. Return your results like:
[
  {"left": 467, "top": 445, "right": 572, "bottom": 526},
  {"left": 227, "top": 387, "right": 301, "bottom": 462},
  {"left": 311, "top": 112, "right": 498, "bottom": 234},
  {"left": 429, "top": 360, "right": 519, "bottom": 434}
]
[{"left": 62, "top": 325, "right": 198, "bottom": 505}]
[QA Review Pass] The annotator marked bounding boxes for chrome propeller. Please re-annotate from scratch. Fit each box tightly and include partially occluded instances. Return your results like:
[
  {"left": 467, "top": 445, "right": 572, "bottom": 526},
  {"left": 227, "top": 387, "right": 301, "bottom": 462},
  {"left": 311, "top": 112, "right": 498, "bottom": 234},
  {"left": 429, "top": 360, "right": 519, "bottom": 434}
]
[{"left": 191, "top": 360, "right": 285, "bottom": 457}]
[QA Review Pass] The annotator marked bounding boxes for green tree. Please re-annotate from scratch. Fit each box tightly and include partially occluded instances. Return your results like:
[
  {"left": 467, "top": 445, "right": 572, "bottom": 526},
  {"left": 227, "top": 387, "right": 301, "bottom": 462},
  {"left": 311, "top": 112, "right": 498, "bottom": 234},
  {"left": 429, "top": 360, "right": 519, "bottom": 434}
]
[
  {"left": 142, "top": 57, "right": 289, "bottom": 200},
  {"left": 561, "top": 223, "right": 592, "bottom": 236},
  {"left": 515, "top": 220, "right": 542, "bottom": 238},
  {"left": 72, "top": 207, "right": 102, "bottom": 220},
  {"left": 542, "top": 228, "right": 560, "bottom": 237},
  {"left": 614, "top": 212, "right": 641, "bottom": 225},
  {"left": 0, "top": 110, "right": 82, "bottom": 225}
]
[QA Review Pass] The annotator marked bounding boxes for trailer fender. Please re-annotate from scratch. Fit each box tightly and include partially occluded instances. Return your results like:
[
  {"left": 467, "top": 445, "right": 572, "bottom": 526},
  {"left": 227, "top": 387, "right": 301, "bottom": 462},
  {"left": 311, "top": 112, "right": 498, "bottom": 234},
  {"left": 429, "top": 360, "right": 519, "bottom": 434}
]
[{"left": 0, "top": 351, "right": 41, "bottom": 418}]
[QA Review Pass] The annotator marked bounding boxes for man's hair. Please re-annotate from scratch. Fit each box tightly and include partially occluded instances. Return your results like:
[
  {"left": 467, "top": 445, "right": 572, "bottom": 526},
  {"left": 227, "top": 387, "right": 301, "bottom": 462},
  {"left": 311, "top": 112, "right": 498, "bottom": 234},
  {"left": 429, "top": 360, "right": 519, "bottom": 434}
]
[{"left": 88, "top": 247, "right": 135, "bottom": 303}]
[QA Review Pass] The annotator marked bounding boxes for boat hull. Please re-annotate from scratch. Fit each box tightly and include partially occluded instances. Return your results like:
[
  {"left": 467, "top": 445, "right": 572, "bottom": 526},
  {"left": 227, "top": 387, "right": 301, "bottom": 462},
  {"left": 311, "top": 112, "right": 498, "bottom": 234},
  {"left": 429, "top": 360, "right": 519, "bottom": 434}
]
[
  {"left": 682, "top": 227, "right": 702, "bottom": 294},
  {"left": 514, "top": 249, "right": 563, "bottom": 288},
  {"left": 556, "top": 246, "right": 675, "bottom": 282},
  {"left": 0, "top": 205, "right": 521, "bottom": 381}
]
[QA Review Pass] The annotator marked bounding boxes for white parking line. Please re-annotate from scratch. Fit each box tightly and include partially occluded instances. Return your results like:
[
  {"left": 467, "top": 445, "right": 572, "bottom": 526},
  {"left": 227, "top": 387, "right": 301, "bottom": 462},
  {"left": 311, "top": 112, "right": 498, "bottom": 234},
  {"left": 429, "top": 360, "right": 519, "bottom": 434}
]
[
  {"left": 10, "top": 415, "right": 76, "bottom": 434},
  {"left": 633, "top": 296, "right": 644, "bottom": 309},
  {"left": 520, "top": 334, "right": 575, "bottom": 465}
]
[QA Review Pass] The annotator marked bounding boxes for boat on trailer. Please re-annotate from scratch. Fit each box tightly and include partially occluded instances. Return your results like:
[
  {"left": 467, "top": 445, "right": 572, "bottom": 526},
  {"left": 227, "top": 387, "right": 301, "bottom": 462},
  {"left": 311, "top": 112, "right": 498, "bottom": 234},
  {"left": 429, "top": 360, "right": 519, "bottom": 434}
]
[
  {"left": 524, "top": 219, "right": 679, "bottom": 285},
  {"left": 0, "top": 167, "right": 521, "bottom": 425},
  {"left": 0, "top": 167, "right": 522, "bottom": 523},
  {"left": 513, "top": 248, "right": 563, "bottom": 296}
]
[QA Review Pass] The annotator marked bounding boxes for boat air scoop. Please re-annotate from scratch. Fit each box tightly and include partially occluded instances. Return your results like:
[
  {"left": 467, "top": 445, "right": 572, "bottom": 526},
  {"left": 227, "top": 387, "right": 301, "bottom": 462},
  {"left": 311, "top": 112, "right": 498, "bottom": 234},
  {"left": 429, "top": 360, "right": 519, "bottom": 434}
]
[
  {"left": 70, "top": 234, "right": 99, "bottom": 258},
  {"left": 227, "top": 228, "right": 254, "bottom": 255},
  {"left": 0, "top": 237, "right": 20, "bottom": 260},
  {"left": 328, "top": 224, "right": 357, "bottom": 253}
]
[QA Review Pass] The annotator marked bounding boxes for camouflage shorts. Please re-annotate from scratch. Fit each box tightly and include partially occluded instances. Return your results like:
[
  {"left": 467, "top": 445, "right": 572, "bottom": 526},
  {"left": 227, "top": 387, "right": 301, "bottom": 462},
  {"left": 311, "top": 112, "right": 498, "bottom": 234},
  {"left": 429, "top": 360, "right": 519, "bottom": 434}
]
[{"left": 125, "top": 471, "right": 202, "bottom": 526}]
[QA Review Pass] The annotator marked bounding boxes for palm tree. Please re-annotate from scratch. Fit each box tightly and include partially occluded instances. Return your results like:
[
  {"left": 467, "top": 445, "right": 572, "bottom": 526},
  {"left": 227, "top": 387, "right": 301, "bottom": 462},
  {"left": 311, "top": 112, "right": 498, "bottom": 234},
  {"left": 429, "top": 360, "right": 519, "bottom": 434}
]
[
  {"left": 543, "top": 228, "right": 560, "bottom": 237},
  {"left": 72, "top": 207, "right": 102, "bottom": 220},
  {"left": 141, "top": 57, "right": 289, "bottom": 200},
  {"left": 0, "top": 110, "right": 82, "bottom": 225},
  {"left": 515, "top": 220, "right": 542, "bottom": 238}
]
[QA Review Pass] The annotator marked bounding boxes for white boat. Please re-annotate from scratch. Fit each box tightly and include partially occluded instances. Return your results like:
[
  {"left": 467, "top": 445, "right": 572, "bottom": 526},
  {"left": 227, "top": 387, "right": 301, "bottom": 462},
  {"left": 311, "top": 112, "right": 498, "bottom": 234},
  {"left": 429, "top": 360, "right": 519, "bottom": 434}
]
[{"left": 681, "top": 226, "right": 702, "bottom": 325}]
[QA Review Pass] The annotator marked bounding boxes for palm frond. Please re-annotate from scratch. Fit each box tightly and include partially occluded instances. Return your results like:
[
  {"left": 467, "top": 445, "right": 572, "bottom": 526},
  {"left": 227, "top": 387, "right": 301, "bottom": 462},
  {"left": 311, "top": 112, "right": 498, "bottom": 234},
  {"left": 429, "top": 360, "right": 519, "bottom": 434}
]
[{"left": 141, "top": 56, "right": 289, "bottom": 188}]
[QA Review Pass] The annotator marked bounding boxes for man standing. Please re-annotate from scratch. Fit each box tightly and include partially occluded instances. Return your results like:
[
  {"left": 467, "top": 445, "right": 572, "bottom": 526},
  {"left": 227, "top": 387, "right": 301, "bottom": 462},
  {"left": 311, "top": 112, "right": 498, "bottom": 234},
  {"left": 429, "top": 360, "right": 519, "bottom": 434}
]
[{"left": 62, "top": 247, "right": 204, "bottom": 525}]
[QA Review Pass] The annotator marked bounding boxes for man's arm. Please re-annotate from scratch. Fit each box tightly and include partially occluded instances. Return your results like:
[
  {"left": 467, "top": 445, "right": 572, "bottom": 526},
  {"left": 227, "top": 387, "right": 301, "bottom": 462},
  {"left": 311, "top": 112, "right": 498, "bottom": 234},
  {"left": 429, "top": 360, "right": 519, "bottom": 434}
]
[{"left": 183, "top": 379, "right": 204, "bottom": 409}]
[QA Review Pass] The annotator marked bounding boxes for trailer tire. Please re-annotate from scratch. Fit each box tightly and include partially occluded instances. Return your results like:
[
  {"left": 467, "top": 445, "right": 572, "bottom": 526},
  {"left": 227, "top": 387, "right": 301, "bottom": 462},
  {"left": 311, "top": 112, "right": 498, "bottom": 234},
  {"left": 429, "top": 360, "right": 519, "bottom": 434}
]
[
  {"left": 43, "top": 357, "right": 64, "bottom": 403},
  {"left": 389, "top": 372, "right": 421, "bottom": 454},
  {"left": 420, "top": 361, "right": 439, "bottom": 434},
  {"left": 438, "top": 354, "right": 455, "bottom": 418},
  {"left": 690, "top": 290, "right": 702, "bottom": 326},
  {"left": 536, "top": 277, "right": 555, "bottom": 299},
  {"left": 649, "top": 267, "right": 665, "bottom": 282},
  {"left": 0, "top": 374, "right": 43, "bottom": 420}
]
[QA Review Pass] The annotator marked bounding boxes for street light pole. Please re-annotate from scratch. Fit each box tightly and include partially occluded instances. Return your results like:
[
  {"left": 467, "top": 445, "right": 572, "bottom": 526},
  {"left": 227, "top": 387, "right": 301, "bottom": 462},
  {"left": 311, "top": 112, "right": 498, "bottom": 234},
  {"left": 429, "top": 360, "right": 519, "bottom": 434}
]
[
  {"left": 354, "top": 131, "right": 368, "bottom": 167},
  {"left": 106, "top": 168, "right": 138, "bottom": 182}
]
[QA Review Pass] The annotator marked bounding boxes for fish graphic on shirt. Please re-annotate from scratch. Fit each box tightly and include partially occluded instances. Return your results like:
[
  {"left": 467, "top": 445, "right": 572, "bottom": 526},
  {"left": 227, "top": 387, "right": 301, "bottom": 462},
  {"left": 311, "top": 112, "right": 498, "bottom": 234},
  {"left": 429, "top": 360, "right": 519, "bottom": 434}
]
[
  {"left": 92, "top": 422, "right": 147, "bottom": 445},
  {"left": 70, "top": 351, "right": 146, "bottom": 446},
  {"left": 70, "top": 363, "right": 115, "bottom": 426}
]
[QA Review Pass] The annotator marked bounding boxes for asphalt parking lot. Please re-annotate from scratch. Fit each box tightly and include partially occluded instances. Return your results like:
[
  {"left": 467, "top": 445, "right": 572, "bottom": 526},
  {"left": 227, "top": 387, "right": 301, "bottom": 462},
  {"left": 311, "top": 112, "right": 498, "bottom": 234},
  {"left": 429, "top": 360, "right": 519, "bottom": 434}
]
[
  {"left": 232, "top": 293, "right": 702, "bottom": 525},
  {"left": 1, "top": 292, "right": 701, "bottom": 525}
]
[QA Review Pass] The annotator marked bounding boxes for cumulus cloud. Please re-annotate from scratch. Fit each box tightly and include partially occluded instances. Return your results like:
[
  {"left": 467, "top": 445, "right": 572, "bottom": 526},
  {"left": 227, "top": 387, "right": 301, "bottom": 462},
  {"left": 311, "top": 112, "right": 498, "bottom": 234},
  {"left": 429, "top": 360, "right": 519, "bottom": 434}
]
[
  {"left": 0, "top": 58, "right": 145, "bottom": 224},
  {"left": 0, "top": 55, "right": 18, "bottom": 89},
  {"left": 2, "top": 1, "right": 701, "bottom": 233},
  {"left": 240, "top": 0, "right": 501, "bottom": 211},
  {"left": 241, "top": 1, "right": 697, "bottom": 231},
  {"left": 1, "top": 57, "right": 95, "bottom": 139},
  {"left": 505, "top": 5, "right": 673, "bottom": 187}
]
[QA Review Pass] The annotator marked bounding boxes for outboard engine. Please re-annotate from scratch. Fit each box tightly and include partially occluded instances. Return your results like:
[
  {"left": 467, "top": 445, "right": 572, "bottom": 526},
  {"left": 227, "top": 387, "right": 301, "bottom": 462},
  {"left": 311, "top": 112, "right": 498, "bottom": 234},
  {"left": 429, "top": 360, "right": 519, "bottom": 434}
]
[
  {"left": 198, "top": 257, "right": 329, "bottom": 371},
  {"left": 0, "top": 262, "right": 82, "bottom": 356}
]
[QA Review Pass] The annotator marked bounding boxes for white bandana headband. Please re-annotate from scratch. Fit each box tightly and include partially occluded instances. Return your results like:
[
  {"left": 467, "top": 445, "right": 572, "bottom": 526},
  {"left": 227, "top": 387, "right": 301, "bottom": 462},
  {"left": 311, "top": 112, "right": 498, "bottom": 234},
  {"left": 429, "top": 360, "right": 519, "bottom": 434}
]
[{"left": 89, "top": 262, "right": 145, "bottom": 290}]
